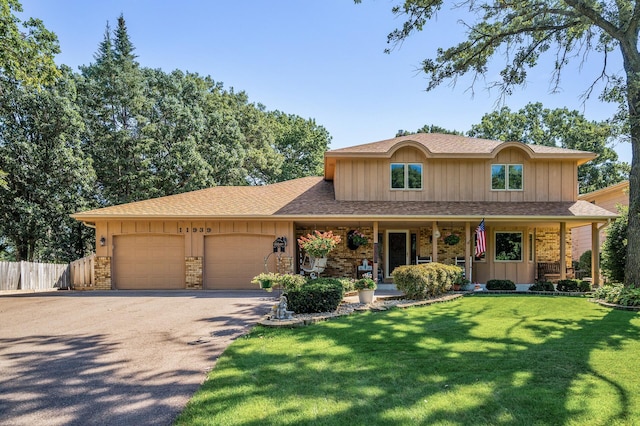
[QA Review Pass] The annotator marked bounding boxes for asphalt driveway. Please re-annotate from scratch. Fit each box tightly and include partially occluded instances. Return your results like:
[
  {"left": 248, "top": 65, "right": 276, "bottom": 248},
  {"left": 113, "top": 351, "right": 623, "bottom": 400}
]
[{"left": 0, "top": 290, "right": 273, "bottom": 426}]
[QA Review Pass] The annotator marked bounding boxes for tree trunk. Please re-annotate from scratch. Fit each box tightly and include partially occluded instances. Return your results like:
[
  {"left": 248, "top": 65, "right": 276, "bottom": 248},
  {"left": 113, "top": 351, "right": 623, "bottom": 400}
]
[{"left": 625, "top": 66, "right": 640, "bottom": 286}]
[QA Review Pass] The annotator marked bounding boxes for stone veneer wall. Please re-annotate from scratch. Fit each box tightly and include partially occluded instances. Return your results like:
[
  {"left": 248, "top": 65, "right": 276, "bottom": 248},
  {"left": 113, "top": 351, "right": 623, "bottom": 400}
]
[
  {"left": 93, "top": 256, "right": 112, "bottom": 290},
  {"left": 536, "top": 227, "right": 573, "bottom": 266},
  {"left": 418, "top": 226, "right": 466, "bottom": 265},
  {"left": 296, "top": 226, "right": 374, "bottom": 279},
  {"left": 185, "top": 256, "right": 203, "bottom": 289},
  {"left": 277, "top": 255, "right": 294, "bottom": 275}
]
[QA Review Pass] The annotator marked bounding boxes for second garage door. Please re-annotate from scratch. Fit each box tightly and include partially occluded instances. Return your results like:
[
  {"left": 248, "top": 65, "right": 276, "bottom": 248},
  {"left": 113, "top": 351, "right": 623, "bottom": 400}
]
[
  {"left": 204, "top": 234, "right": 276, "bottom": 289},
  {"left": 113, "top": 235, "right": 185, "bottom": 290}
]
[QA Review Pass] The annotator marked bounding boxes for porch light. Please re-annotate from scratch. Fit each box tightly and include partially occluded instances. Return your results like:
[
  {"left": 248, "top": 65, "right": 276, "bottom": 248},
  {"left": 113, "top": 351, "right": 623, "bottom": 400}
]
[{"left": 100, "top": 236, "right": 106, "bottom": 246}]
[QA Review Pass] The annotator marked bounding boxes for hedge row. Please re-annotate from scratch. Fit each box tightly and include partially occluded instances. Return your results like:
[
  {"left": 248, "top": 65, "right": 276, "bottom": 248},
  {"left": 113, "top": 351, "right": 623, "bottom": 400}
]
[{"left": 392, "top": 262, "right": 462, "bottom": 299}]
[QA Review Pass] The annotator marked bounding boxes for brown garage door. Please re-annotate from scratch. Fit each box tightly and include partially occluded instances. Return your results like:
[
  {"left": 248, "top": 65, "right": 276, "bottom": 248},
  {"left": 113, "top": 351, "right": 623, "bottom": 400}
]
[
  {"left": 113, "top": 235, "right": 185, "bottom": 289},
  {"left": 204, "top": 234, "right": 276, "bottom": 289}
]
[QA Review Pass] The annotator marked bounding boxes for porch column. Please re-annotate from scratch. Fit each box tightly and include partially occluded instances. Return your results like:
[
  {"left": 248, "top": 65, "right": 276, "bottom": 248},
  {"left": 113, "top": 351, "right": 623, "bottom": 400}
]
[
  {"left": 373, "top": 221, "right": 379, "bottom": 283},
  {"left": 465, "top": 222, "right": 471, "bottom": 280},
  {"left": 591, "top": 222, "right": 600, "bottom": 286},
  {"left": 432, "top": 221, "right": 438, "bottom": 262},
  {"left": 560, "top": 222, "right": 567, "bottom": 280}
]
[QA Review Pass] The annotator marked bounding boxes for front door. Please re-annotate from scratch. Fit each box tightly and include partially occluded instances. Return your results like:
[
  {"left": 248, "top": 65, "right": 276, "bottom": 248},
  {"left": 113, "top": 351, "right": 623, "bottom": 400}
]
[{"left": 387, "top": 231, "right": 408, "bottom": 278}]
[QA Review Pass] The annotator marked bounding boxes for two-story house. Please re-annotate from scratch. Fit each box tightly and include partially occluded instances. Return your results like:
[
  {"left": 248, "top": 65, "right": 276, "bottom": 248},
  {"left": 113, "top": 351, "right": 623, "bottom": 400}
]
[{"left": 72, "top": 133, "right": 617, "bottom": 290}]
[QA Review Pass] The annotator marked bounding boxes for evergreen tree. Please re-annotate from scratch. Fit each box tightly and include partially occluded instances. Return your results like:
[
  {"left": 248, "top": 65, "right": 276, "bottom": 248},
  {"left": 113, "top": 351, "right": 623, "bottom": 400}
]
[{"left": 78, "top": 15, "right": 152, "bottom": 205}]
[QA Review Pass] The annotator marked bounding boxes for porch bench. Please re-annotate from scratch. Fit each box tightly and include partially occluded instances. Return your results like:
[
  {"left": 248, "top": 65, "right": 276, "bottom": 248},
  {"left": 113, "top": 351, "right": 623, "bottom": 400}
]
[{"left": 537, "top": 262, "right": 574, "bottom": 282}]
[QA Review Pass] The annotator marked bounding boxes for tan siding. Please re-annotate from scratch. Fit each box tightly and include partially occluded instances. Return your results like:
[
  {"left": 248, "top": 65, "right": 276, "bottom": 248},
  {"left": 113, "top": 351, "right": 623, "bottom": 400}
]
[
  {"left": 136, "top": 221, "right": 149, "bottom": 233},
  {"left": 122, "top": 221, "right": 136, "bottom": 234},
  {"left": 562, "top": 162, "right": 575, "bottom": 201},
  {"left": 333, "top": 146, "right": 579, "bottom": 203}
]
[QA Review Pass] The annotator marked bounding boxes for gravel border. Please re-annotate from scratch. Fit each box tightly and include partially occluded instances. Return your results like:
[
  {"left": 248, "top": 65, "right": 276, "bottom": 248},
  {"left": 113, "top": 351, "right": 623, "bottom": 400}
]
[{"left": 258, "top": 293, "right": 464, "bottom": 327}]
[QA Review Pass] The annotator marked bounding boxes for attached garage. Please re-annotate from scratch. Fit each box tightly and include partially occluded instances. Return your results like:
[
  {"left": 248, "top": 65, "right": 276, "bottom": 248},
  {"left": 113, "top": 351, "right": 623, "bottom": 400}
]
[
  {"left": 113, "top": 235, "right": 185, "bottom": 289},
  {"left": 204, "top": 234, "right": 276, "bottom": 289}
]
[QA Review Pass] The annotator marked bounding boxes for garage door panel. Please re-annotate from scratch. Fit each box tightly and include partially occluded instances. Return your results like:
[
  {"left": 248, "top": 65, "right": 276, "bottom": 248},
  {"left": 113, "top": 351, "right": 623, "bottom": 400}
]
[
  {"left": 204, "top": 235, "right": 276, "bottom": 289},
  {"left": 114, "top": 235, "right": 185, "bottom": 290}
]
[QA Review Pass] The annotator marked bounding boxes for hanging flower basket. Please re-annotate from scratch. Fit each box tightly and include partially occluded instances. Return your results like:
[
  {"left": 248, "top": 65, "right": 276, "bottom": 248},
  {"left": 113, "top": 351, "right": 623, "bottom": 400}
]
[
  {"left": 443, "top": 233, "right": 461, "bottom": 246},
  {"left": 347, "top": 230, "right": 368, "bottom": 250}
]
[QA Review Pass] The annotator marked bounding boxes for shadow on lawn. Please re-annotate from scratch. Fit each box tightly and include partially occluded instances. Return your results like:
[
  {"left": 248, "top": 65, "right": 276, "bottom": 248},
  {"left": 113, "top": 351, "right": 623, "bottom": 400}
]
[{"left": 192, "top": 296, "right": 640, "bottom": 425}]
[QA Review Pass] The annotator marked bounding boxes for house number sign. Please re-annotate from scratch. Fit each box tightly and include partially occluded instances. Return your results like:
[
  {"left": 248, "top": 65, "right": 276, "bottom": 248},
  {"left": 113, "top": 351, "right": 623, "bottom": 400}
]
[{"left": 178, "top": 227, "right": 212, "bottom": 233}]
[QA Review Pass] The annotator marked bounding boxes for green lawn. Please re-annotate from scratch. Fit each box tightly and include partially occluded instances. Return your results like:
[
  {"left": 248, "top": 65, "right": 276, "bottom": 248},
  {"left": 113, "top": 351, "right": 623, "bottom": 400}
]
[{"left": 176, "top": 296, "right": 640, "bottom": 425}]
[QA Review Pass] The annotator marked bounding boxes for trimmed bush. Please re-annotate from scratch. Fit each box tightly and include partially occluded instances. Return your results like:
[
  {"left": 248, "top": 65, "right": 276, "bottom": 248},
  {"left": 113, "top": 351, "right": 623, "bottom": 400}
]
[
  {"left": 578, "top": 280, "right": 591, "bottom": 292},
  {"left": 556, "top": 279, "right": 581, "bottom": 292},
  {"left": 529, "top": 281, "right": 555, "bottom": 292},
  {"left": 285, "top": 278, "right": 344, "bottom": 313},
  {"left": 486, "top": 279, "right": 516, "bottom": 291},
  {"left": 393, "top": 262, "right": 461, "bottom": 299}
]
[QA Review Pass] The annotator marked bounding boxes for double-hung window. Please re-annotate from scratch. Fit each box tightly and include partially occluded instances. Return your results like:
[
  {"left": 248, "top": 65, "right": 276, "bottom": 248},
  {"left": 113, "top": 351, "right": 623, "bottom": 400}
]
[
  {"left": 391, "top": 163, "right": 422, "bottom": 190},
  {"left": 491, "top": 164, "right": 523, "bottom": 190}
]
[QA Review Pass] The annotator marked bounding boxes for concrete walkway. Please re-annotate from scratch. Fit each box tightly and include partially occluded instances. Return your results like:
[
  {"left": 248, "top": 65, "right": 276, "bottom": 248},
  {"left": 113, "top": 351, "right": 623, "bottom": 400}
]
[{"left": 0, "top": 290, "right": 273, "bottom": 426}]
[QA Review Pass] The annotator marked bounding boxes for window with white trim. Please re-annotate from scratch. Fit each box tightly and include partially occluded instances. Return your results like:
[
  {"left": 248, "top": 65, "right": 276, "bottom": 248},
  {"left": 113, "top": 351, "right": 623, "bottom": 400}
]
[
  {"left": 391, "top": 163, "right": 422, "bottom": 190},
  {"left": 491, "top": 164, "right": 523, "bottom": 190},
  {"left": 495, "top": 231, "right": 523, "bottom": 262}
]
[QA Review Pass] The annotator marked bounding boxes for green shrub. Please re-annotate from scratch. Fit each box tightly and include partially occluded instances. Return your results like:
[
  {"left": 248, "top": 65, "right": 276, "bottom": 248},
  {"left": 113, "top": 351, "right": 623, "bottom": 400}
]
[
  {"left": 529, "top": 281, "right": 555, "bottom": 292},
  {"left": 593, "top": 284, "right": 640, "bottom": 306},
  {"left": 578, "top": 280, "right": 591, "bottom": 292},
  {"left": 486, "top": 279, "right": 516, "bottom": 290},
  {"left": 556, "top": 279, "right": 579, "bottom": 292},
  {"left": 278, "top": 273, "right": 307, "bottom": 291},
  {"left": 601, "top": 206, "right": 627, "bottom": 283},
  {"left": 337, "top": 277, "right": 355, "bottom": 293},
  {"left": 578, "top": 250, "right": 592, "bottom": 274},
  {"left": 285, "top": 278, "right": 344, "bottom": 313},
  {"left": 392, "top": 262, "right": 460, "bottom": 299}
]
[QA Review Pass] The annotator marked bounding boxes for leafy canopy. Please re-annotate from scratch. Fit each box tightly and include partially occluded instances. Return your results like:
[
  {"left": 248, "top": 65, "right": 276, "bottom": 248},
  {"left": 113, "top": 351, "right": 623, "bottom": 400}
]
[{"left": 358, "top": 0, "right": 640, "bottom": 286}]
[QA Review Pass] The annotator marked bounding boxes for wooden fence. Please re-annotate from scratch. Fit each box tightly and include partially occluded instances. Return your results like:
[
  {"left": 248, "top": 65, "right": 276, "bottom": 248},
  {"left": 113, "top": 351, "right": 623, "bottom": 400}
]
[
  {"left": 0, "top": 260, "right": 70, "bottom": 291},
  {"left": 69, "top": 254, "right": 95, "bottom": 288}
]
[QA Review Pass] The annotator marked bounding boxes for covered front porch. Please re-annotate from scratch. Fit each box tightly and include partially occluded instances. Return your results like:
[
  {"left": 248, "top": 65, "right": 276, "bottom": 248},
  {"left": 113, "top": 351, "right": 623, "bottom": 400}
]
[{"left": 294, "top": 218, "right": 608, "bottom": 286}]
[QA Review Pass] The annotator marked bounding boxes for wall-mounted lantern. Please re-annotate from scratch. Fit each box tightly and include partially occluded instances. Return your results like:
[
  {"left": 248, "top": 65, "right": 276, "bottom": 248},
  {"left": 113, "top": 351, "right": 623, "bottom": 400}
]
[{"left": 99, "top": 236, "right": 106, "bottom": 246}]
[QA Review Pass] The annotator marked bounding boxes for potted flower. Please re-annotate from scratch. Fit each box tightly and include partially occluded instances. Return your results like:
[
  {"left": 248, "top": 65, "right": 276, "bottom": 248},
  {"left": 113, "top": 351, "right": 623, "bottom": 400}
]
[
  {"left": 354, "top": 273, "right": 377, "bottom": 304},
  {"left": 251, "top": 272, "right": 280, "bottom": 292},
  {"left": 347, "top": 229, "right": 369, "bottom": 250},
  {"left": 297, "top": 230, "right": 341, "bottom": 258}
]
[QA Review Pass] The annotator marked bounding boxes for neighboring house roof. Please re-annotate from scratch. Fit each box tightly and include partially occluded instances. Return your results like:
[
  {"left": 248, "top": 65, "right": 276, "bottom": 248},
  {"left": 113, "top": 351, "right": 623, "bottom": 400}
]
[
  {"left": 73, "top": 176, "right": 617, "bottom": 223},
  {"left": 578, "top": 180, "right": 629, "bottom": 205},
  {"left": 324, "top": 133, "right": 597, "bottom": 180}
]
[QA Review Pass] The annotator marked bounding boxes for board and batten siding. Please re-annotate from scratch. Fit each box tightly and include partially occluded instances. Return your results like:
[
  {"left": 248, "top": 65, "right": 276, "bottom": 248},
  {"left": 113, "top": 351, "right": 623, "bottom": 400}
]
[
  {"left": 95, "top": 220, "right": 293, "bottom": 258},
  {"left": 334, "top": 146, "right": 578, "bottom": 203}
]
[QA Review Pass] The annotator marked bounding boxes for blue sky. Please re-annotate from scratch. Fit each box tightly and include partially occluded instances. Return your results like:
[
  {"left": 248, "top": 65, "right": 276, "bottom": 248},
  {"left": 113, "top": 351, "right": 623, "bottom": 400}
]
[{"left": 18, "top": 0, "right": 632, "bottom": 164}]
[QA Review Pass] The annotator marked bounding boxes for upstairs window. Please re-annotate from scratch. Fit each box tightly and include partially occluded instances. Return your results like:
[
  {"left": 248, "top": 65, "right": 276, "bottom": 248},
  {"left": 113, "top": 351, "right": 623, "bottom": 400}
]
[
  {"left": 391, "top": 163, "right": 422, "bottom": 190},
  {"left": 491, "top": 164, "right": 523, "bottom": 190}
]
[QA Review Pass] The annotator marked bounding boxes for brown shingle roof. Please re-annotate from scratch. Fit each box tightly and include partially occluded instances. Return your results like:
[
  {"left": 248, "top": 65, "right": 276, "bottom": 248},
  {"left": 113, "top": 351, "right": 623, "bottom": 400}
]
[
  {"left": 73, "top": 176, "right": 617, "bottom": 221},
  {"left": 326, "top": 133, "right": 595, "bottom": 157}
]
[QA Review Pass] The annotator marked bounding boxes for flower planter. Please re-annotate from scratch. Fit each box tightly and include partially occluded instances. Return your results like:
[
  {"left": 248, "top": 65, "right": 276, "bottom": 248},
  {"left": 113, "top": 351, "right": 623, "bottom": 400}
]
[
  {"left": 358, "top": 289, "right": 375, "bottom": 304},
  {"left": 260, "top": 281, "right": 273, "bottom": 292}
]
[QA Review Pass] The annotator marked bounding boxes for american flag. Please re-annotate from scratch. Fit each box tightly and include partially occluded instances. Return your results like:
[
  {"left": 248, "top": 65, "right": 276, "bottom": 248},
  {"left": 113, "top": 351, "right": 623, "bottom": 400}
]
[{"left": 475, "top": 219, "right": 486, "bottom": 257}]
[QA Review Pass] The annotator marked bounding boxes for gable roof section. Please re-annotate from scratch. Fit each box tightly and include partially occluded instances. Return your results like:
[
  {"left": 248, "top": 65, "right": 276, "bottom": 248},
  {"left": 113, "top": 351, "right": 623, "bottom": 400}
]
[
  {"left": 72, "top": 176, "right": 325, "bottom": 220},
  {"left": 324, "top": 133, "right": 597, "bottom": 180},
  {"left": 73, "top": 176, "right": 617, "bottom": 223}
]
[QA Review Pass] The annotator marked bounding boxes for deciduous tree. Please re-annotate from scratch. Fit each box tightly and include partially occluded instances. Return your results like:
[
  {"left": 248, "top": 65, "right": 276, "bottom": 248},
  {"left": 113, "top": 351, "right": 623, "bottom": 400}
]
[
  {"left": 360, "top": 0, "right": 640, "bottom": 286},
  {"left": 0, "top": 67, "right": 96, "bottom": 261},
  {"left": 469, "top": 103, "right": 629, "bottom": 193}
]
